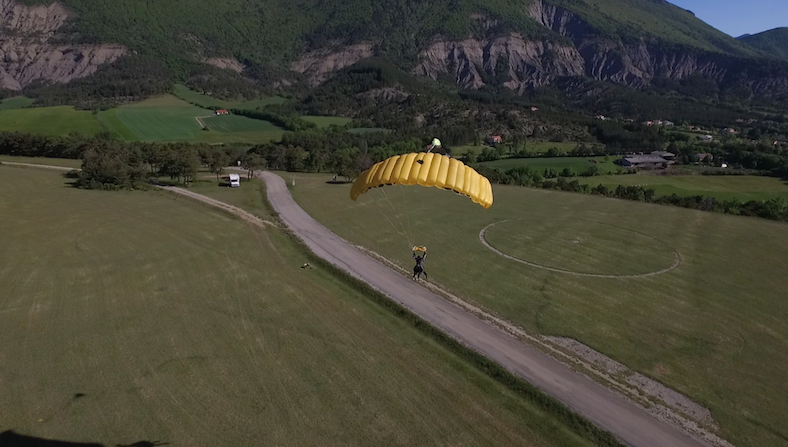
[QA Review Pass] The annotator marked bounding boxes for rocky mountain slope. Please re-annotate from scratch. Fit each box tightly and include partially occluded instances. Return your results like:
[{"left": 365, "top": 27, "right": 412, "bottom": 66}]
[
  {"left": 5, "top": 0, "right": 788, "bottom": 101},
  {"left": 0, "top": 0, "right": 126, "bottom": 90}
]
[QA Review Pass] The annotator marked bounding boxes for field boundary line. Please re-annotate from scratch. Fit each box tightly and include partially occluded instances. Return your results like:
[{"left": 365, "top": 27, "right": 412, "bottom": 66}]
[
  {"left": 479, "top": 219, "right": 682, "bottom": 278},
  {"left": 0, "top": 161, "right": 75, "bottom": 171}
]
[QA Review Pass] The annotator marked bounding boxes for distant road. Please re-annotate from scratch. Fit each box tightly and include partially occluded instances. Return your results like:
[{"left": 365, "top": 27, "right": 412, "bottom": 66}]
[{"left": 259, "top": 170, "right": 713, "bottom": 447}]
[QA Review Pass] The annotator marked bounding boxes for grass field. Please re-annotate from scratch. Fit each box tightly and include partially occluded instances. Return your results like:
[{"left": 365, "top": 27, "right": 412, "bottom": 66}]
[
  {"left": 302, "top": 116, "right": 353, "bottom": 128},
  {"left": 0, "top": 96, "right": 35, "bottom": 110},
  {"left": 0, "top": 165, "right": 599, "bottom": 447},
  {"left": 481, "top": 156, "right": 621, "bottom": 175},
  {"left": 455, "top": 142, "right": 591, "bottom": 156},
  {"left": 97, "top": 95, "right": 284, "bottom": 144},
  {"left": 173, "top": 84, "right": 287, "bottom": 110},
  {"left": 0, "top": 155, "right": 82, "bottom": 169},
  {"left": 578, "top": 174, "right": 788, "bottom": 201},
  {"left": 282, "top": 171, "right": 788, "bottom": 447},
  {"left": 0, "top": 106, "right": 103, "bottom": 136}
]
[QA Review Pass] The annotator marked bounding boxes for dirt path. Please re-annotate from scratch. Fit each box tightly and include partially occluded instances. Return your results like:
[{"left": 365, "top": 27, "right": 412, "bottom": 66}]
[
  {"left": 257, "top": 170, "right": 714, "bottom": 447},
  {"left": 0, "top": 161, "right": 75, "bottom": 171},
  {"left": 195, "top": 115, "right": 213, "bottom": 129},
  {"left": 155, "top": 185, "right": 277, "bottom": 229}
]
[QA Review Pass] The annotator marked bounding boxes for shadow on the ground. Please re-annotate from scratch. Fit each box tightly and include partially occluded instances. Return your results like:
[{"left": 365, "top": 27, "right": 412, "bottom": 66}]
[{"left": 0, "top": 431, "right": 168, "bottom": 447}]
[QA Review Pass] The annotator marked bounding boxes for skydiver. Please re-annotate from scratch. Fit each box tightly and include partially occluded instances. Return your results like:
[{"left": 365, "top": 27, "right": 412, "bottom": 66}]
[
  {"left": 426, "top": 137, "right": 442, "bottom": 153},
  {"left": 412, "top": 251, "right": 427, "bottom": 280}
]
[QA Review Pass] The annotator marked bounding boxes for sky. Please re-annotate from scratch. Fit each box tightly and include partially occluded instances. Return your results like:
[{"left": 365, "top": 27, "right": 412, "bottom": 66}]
[{"left": 668, "top": 0, "right": 787, "bottom": 37}]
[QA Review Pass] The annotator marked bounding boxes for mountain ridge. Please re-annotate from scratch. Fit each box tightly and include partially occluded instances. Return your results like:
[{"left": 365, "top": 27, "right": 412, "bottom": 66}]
[{"left": 3, "top": 0, "right": 788, "bottom": 103}]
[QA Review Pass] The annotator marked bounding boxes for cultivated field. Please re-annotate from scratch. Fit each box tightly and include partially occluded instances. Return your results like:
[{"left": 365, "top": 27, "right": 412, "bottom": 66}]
[
  {"left": 173, "top": 84, "right": 286, "bottom": 110},
  {"left": 0, "top": 165, "right": 597, "bottom": 447},
  {"left": 578, "top": 173, "right": 788, "bottom": 201},
  {"left": 97, "top": 95, "right": 284, "bottom": 143},
  {"left": 0, "top": 96, "right": 35, "bottom": 110},
  {"left": 283, "top": 171, "right": 788, "bottom": 447},
  {"left": 456, "top": 142, "right": 591, "bottom": 156},
  {"left": 481, "top": 156, "right": 621, "bottom": 174},
  {"left": 0, "top": 106, "right": 103, "bottom": 136}
]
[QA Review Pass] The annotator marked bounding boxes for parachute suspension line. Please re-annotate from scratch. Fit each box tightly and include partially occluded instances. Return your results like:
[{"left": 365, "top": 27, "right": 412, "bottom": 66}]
[
  {"left": 381, "top": 187, "right": 413, "bottom": 249},
  {"left": 399, "top": 184, "right": 414, "bottom": 247},
  {"left": 373, "top": 188, "right": 410, "bottom": 248}
]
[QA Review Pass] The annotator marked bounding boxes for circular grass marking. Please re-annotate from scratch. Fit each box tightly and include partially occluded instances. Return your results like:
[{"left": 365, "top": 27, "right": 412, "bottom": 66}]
[{"left": 479, "top": 219, "right": 681, "bottom": 278}]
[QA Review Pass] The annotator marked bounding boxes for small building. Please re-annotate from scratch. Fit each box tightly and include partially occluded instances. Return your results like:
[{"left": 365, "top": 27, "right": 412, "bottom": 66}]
[
  {"left": 617, "top": 155, "right": 670, "bottom": 169},
  {"left": 663, "top": 120, "right": 675, "bottom": 127},
  {"left": 531, "top": 107, "right": 538, "bottom": 112},
  {"left": 488, "top": 135, "right": 502, "bottom": 144},
  {"left": 695, "top": 153, "right": 714, "bottom": 163},
  {"left": 215, "top": 109, "right": 229, "bottom": 116},
  {"left": 228, "top": 173, "right": 240, "bottom": 187},
  {"left": 698, "top": 134, "right": 713, "bottom": 142},
  {"left": 650, "top": 150, "right": 676, "bottom": 160}
]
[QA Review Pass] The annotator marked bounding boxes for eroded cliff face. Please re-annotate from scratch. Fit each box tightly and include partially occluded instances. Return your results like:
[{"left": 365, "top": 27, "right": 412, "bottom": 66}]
[
  {"left": 410, "top": 0, "right": 788, "bottom": 97},
  {"left": 290, "top": 43, "right": 374, "bottom": 87},
  {"left": 415, "top": 34, "right": 585, "bottom": 93},
  {"left": 0, "top": 0, "right": 126, "bottom": 90}
]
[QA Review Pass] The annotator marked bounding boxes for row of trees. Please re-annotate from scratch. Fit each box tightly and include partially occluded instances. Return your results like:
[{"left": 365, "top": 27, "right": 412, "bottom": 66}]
[{"left": 476, "top": 164, "right": 788, "bottom": 222}]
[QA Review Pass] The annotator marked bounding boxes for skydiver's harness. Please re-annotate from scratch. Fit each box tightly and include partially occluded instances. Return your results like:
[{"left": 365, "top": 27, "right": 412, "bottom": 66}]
[{"left": 413, "top": 251, "right": 426, "bottom": 272}]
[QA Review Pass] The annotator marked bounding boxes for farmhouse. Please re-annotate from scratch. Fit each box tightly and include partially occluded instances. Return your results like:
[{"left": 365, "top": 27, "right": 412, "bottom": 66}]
[
  {"left": 215, "top": 109, "right": 229, "bottom": 116},
  {"left": 650, "top": 150, "right": 676, "bottom": 160},
  {"left": 617, "top": 154, "right": 670, "bottom": 169},
  {"left": 488, "top": 135, "right": 502, "bottom": 144}
]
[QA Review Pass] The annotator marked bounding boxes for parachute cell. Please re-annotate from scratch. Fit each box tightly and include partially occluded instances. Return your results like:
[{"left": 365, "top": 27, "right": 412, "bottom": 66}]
[{"left": 349, "top": 153, "right": 493, "bottom": 208}]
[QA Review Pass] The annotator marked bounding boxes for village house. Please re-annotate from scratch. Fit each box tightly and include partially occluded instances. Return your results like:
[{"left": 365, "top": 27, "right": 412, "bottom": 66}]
[
  {"left": 488, "top": 135, "right": 502, "bottom": 144},
  {"left": 215, "top": 109, "right": 229, "bottom": 116},
  {"left": 695, "top": 153, "right": 714, "bottom": 163},
  {"left": 616, "top": 154, "right": 672, "bottom": 169},
  {"left": 698, "top": 134, "right": 713, "bottom": 141}
]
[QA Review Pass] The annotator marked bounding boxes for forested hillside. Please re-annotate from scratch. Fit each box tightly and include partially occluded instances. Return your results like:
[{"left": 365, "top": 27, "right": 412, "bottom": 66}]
[
  {"left": 5, "top": 0, "right": 788, "bottom": 112},
  {"left": 739, "top": 28, "right": 788, "bottom": 60}
]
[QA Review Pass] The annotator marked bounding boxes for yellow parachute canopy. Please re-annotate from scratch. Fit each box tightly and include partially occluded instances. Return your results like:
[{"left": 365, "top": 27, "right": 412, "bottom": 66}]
[
  {"left": 349, "top": 153, "right": 493, "bottom": 209},
  {"left": 413, "top": 245, "right": 427, "bottom": 252}
]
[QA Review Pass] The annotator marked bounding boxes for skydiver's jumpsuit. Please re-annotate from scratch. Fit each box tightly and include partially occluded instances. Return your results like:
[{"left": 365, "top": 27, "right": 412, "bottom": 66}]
[{"left": 413, "top": 252, "right": 427, "bottom": 280}]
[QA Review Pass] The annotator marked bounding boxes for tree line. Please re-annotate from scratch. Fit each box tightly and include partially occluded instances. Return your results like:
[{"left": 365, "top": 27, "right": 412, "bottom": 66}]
[{"left": 476, "top": 164, "right": 788, "bottom": 223}]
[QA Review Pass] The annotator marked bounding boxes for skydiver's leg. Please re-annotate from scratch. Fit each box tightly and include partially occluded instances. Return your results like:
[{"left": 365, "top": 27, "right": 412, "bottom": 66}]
[{"left": 423, "top": 270, "right": 427, "bottom": 279}]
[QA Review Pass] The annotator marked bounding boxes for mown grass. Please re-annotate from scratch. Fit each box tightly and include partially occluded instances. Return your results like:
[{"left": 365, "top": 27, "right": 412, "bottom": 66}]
[
  {"left": 97, "top": 95, "right": 284, "bottom": 143},
  {"left": 0, "top": 106, "right": 102, "bottom": 136},
  {"left": 173, "top": 84, "right": 287, "bottom": 110},
  {"left": 481, "top": 156, "right": 621, "bottom": 174},
  {"left": 0, "top": 165, "right": 601, "bottom": 447},
  {"left": 577, "top": 174, "right": 788, "bottom": 201},
  {"left": 282, "top": 171, "right": 788, "bottom": 447},
  {"left": 0, "top": 155, "right": 82, "bottom": 169},
  {"left": 455, "top": 141, "right": 589, "bottom": 155},
  {"left": 0, "top": 96, "right": 35, "bottom": 110}
]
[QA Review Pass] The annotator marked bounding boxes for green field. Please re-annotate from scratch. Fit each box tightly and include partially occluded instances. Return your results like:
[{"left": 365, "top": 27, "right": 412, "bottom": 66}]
[
  {"left": 98, "top": 95, "right": 284, "bottom": 143},
  {"left": 302, "top": 115, "right": 353, "bottom": 128},
  {"left": 0, "top": 96, "right": 35, "bottom": 110},
  {"left": 481, "top": 156, "right": 621, "bottom": 174},
  {"left": 456, "top": 142, "right": 591, "bottom": 156},
  {"left": 0, "top": 106, "right": 103, "bottom": 136},
  {"left": 578, "top": 174, "right": 788, "bottom": 201},
  {"left": 173, "top": 84, "right": 286, "bottom": 110},
  {"left": 0, "top": 165, "right": 599, "bottom": 447},
  {"left": 0, "top": 155, "right": 82, "bottom": 169},
  {"left": 282, "top": 171, "right": 788, "bottom": 447}
]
